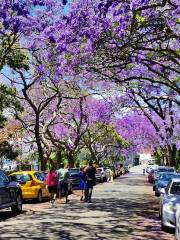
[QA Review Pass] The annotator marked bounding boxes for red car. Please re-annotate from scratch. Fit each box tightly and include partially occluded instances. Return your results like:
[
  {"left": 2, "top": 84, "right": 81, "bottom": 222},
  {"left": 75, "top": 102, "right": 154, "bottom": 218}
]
[{"left": 148, "top": 169, "right": 155, "bottom": 183}]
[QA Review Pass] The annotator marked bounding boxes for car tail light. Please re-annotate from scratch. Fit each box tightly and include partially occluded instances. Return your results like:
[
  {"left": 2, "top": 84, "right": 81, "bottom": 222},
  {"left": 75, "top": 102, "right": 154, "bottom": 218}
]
[{"left": 30, "top": 180, "right": 38, "bottom": 186}]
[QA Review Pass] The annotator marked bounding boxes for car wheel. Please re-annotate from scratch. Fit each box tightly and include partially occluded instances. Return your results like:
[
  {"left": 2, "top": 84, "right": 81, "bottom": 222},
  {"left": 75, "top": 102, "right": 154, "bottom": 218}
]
[
  {"left": 161, "top": 223, "right": 168, "bottom": 232},
  {"left": 37, "top": 190, "right": 43, "bottom": 203},
  {"left": 175, "top": 209, "right": 180, "bottom": 239},
  {"left": 155, "top": 192, "right": 159, "bottom": 197},
  {"left": 161, "top": 212, "right": 168, "bottom": 232},
  {"left": 175, "top": 221, "right": 180, "bottom": 240},
  {"left": 11, "top": 193, "right": 22, "bottom": 214},
  {"left": 159, "top": 207, "right": 162, "bottom": 219}
]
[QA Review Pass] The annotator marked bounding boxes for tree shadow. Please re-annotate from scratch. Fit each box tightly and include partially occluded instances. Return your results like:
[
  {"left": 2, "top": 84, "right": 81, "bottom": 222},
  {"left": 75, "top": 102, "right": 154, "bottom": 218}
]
[
  {"left": 0, "top": 174, "right": 174, "bottom": 240},
  {"left": 0, "top": 210, "right": 27, "bottom": 222}
]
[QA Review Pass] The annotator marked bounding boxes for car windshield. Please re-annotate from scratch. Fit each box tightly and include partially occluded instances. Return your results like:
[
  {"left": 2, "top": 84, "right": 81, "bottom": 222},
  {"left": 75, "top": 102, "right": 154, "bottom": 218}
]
[
  {"left": 69, "top": 168, "right": 79, "bottom": 173},
  {"left": 69, "top": 169, "right": 79, "bottom": 176},
  {"left": 157, "top": 168, "right": 174, "bottom": 174},
  {"left": 158, "top": 169, "right": 167, "bottom": 173},
  {"left": 10, "top": 174, "right": 32, "bottom": 182},
  {"left": 159, "top": 174, "right": 175, "bottom": 181},
  {"left": 170, "top": 182, "right": 180, "bottom": 195},
  {"left": 34, "top": 172, "right": 45, "bottom": 181}
]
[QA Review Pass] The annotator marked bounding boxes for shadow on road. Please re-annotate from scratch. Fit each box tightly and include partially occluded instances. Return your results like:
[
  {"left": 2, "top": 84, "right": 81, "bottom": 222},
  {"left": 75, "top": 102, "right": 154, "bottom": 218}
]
[
  {"left": 0, "top": 210, "right": 27, "bottom": 222},
  {"left": 0, "top": 174, "right": 174, "bottom": 240}
]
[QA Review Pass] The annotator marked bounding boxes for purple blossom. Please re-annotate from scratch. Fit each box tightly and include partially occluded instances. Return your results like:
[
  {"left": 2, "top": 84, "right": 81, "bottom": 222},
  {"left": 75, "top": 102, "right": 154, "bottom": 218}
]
[
  {"left": 3, "top": 20, "right": 9, "bottom": 29},
  {"left": 49, "top": 35, "right": 56, "bottom": 43},
  {"left": 0, "top": 11, "right": 6, "bottom": 19}
]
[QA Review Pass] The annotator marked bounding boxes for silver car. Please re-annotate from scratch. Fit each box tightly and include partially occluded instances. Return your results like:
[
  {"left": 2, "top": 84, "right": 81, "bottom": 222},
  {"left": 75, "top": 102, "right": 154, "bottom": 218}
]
[
  {"left": 175, "top": 204, "right": 180, "bottom": 240},
  {"left": 155, "top": 173, "right": 180, "bottom": 197},
  {"left": 159, "top": 178, "right": 180, "bottom": 231},
  {"left": 153, "top": 166, "right": 176, "bottom": 191}
]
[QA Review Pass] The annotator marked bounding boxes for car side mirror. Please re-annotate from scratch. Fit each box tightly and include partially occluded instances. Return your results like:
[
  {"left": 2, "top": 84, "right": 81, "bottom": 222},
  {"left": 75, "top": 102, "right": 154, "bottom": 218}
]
[{"left": 160, "top": 188, "right": 165, "bottom": 194}]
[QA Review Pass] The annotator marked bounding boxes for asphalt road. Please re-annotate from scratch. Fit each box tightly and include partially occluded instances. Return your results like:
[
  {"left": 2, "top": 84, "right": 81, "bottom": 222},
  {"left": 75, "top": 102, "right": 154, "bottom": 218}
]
[{"left": 0, "top": 172, "right": 174, "bottom": 240}]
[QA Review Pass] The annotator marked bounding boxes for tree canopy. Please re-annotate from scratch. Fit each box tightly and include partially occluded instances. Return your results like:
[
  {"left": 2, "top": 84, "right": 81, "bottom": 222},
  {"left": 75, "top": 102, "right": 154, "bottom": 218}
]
[{"left": 0, "top": 0, "right": 179, "bottom": 168}]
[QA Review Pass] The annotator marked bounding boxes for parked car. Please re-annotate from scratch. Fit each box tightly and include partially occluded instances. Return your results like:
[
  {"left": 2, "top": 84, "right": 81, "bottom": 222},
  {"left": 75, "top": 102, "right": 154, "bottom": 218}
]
[
  {"left": 146, "top": 164, "right": 158, "bottom": 174},
  {"left": 148, "top": 169, "right": 156, "bottom": 183},
  {"left": 159, "top": 178, "right": 180, "bottom": 231},
  {"left": 99, "top": 167, "right": 107, "bottom": 181},
  {"left": 153, "top": 166, "right": 176, "bottom": 191},
  {"left": 175, "top": 204, "right": 180, "bottom": 240},
  {"left": 124, "top": 166, "right": 130, "bottom": 174},
  {"left": 68, "top": 168, "right": 80, "bottom": 190},
  {"left": 95, "top": 167, "right": 106, "bottom": 183},
  {"left": 0, "top": 170, "right": 22, "bottom": 213},
  {"left": 9, "top": 171, "right": 49, "bottom": 202},
  {"left": 155, "top": 173, "right": 180, "bottom": 196},
  {"left": 146, "top": 164, "right": 156, "bottom": 173}
]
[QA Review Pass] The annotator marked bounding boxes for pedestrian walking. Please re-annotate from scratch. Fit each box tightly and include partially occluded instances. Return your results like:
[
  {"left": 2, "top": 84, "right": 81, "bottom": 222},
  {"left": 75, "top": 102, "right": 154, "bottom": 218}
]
[
  {"left": 46, "top": 168, "right": 57, "bottom": 206},
  {"left": 57, "top": 163, "right": 70, "bottom": 203},
  {"left": 105, "top": 168, "right": 110, "bottom": 182},
  {"left": 109, "top": 169, "right": 114, "bottom": 182},
  {"left": 79, "top": 167, "right": 86, "bottom": 201},
  {"left": 84, "top": 160, "right": 96, "bottom": 203}
]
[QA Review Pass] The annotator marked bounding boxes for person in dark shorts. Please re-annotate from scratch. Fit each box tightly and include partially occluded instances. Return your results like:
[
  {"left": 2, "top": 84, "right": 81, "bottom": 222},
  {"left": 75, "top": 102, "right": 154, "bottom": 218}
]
[
  {"left": 57, "top": 163, "right": 70, "bottom": 203},
  {"left": 46, "top": 168, "right": 57, "bottom": 205},
  {"left": 85, "top": 160, "right": 96, "bottom": 203}
]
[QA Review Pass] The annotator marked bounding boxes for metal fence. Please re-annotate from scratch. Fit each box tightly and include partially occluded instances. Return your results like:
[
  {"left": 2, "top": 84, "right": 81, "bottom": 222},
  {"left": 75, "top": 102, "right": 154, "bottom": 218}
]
[{"left": 175, "top": 204, "right": 180, "bottom": 240}]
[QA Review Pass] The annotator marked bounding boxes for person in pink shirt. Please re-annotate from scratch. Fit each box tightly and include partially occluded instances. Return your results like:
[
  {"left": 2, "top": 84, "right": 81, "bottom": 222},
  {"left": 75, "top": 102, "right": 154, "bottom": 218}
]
[{"left": 46, "top": 168, "right": 57, "bottom": 205}]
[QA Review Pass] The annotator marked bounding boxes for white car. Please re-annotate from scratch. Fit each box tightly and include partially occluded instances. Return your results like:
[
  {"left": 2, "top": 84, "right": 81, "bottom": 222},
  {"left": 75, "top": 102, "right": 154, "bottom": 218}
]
[
  {"left": 146, "top": 164, "right": 158, "bottom": 173},
  {"left": 159, "top": 178, "right": 180, "bottom": 231},
  {"left": 96, "top": 167, "right": 107, "bottom": 182},
  {"left": 175, "top": 204, "right": 180, "bottom": 240}
]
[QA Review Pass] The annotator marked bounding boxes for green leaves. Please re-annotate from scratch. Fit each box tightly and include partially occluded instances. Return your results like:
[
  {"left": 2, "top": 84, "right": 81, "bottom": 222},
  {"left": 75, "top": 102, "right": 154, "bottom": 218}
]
[
  {"left": 135, "top": 13, "right": 146, "bottom": 23},
  {"left": 0, "top": 33, "right": 29, "bottom": 71},
  {"left": 0, "top": 84, "right": 23, "bottom": 127},
  {"left": 106, "top": 125, "right": 128, "bottom": 147},
  {"left": 0, "top": 141, "right": 19, "bottom": 159},
  {"left": 6, "top": 49, "right": 29, "bottom": 71}
]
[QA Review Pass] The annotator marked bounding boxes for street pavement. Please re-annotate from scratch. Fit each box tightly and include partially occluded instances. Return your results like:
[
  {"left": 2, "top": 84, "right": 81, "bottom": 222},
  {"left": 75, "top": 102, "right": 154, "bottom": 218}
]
[{"left": 0, "top": 170, "right": 174, "bottom": 240}]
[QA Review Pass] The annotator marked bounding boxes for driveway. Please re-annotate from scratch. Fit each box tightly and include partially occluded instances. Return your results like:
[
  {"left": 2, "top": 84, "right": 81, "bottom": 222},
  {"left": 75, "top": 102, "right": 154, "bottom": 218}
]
[{"left": 0, "top": 172, "right": 174, "bottom": 240}]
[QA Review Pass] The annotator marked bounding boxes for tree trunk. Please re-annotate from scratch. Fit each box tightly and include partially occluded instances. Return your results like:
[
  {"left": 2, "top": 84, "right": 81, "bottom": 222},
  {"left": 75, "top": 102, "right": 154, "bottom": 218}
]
[
  {"left": 36, "top": 141, "right": 46, "bottom": 171},
  {"left": 88, "top": 145, "right": 98, "bottom": 163},
  {"left": 167, "top": 144, "right": 177, "bottom": 167},
  {"left": 67, "top": 151, "right": 75, "bottom": 168},
  {"left": 176, "top": 150, "right": 180, "bottom": 167},
  {"left": 56, "top": 148, "right": 62, "bottom": 168},
  {"left": 35, "top": 117, "right": 46, "bottom": 171}
]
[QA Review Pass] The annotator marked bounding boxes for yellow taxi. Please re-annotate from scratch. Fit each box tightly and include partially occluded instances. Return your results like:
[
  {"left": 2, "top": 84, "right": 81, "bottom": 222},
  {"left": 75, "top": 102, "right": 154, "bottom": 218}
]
[{"left": 9, "top": 171, "right": 49, "bottom": 202}]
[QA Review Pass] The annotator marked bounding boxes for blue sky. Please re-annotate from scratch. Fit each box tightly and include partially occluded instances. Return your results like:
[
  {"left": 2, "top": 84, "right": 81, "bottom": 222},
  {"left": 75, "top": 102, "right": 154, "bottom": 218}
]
[{"left": 64, "top": 0, "right": 71, "bottom": 15}]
